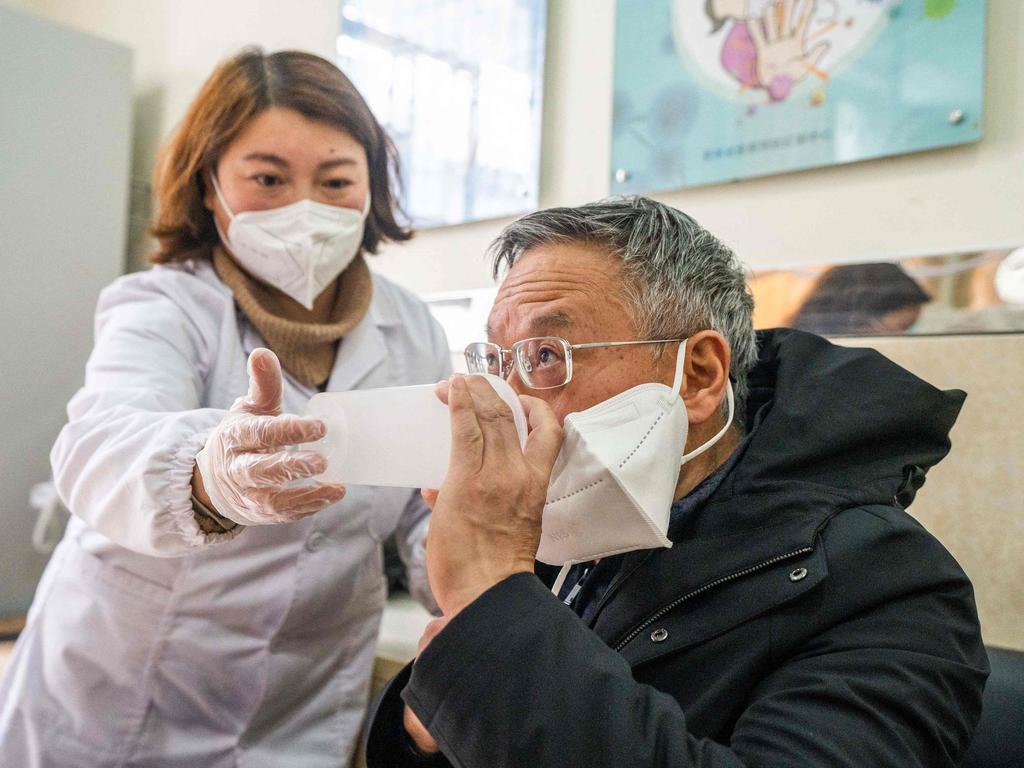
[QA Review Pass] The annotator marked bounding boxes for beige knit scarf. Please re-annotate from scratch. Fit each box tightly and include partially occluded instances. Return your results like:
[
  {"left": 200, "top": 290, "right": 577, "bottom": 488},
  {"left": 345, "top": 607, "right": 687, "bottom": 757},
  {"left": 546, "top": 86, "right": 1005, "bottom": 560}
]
[{"left": 213, "top": 248, "right": 373, "bottom": 389}]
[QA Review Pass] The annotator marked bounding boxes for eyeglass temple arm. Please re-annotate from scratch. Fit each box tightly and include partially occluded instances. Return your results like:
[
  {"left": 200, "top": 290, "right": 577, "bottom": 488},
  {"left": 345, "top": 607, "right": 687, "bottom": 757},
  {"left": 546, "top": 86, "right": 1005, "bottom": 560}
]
[{"left": 568, "top": 339, "right": 686, "bottom": 351}]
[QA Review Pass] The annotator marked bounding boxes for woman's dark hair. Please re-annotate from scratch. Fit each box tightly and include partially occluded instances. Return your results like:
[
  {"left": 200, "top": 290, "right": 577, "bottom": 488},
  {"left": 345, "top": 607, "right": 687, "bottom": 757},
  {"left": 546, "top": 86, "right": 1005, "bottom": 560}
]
[
  {"left": 151, "top": 47, "right": 412, "bottom": 263},
  {"left": 791, "top": 263, "right": 931, "bottom": 335}
]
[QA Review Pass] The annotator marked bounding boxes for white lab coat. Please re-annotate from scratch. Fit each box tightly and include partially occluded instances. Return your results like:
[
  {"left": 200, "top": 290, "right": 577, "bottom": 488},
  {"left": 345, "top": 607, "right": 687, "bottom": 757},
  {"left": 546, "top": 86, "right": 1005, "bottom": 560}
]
[{"left": 0, "top": 259, "right": 450, "bottom": 767}]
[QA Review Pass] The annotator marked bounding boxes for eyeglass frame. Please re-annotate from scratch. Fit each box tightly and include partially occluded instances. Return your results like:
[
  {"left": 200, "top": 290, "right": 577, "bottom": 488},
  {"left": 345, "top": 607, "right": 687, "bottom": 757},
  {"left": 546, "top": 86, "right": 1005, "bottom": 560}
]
[{"left": 463, "top": 337, "right": 687, "bottom": 390}]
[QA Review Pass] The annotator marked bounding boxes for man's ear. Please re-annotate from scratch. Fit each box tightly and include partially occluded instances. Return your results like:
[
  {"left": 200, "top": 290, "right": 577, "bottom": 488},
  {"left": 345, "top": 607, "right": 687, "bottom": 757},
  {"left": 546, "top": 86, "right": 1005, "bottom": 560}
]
[{"left": 681, "top": 330, "right": 731, "bottom": 426}]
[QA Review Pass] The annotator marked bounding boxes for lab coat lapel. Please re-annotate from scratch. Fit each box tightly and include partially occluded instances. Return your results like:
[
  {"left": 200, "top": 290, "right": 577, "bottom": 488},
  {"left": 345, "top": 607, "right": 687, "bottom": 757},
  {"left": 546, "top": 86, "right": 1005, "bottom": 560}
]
[{"left": 326, "top": 300, "right": 391, "bottom": 393}]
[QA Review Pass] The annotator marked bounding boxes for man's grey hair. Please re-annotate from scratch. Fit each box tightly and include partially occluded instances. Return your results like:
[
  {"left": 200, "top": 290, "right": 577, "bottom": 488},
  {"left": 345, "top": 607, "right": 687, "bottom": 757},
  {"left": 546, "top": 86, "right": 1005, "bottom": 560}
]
[{"left": 488, "top": 196, "right": 758, "bottom": 414}]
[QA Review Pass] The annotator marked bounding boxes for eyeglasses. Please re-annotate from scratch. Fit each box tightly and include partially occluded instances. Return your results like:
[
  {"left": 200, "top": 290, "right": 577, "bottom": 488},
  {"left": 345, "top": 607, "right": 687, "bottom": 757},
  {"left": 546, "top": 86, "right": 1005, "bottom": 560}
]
[{"left": 464, "top": 337, "right": 686, "bottom": 390}]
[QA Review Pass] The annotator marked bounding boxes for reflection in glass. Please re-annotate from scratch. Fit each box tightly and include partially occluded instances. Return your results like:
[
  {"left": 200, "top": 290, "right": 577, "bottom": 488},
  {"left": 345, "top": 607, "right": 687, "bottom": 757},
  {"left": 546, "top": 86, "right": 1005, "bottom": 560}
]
[{"left": 750, "top": 248, "right": 1024, "bottom": 337}]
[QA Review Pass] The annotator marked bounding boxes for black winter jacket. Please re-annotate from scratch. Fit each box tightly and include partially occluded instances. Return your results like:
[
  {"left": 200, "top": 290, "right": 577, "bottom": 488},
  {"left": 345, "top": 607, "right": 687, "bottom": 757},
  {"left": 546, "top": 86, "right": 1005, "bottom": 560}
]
[{"left": 366, "top": 329, "right": 988, "bottom": 767}]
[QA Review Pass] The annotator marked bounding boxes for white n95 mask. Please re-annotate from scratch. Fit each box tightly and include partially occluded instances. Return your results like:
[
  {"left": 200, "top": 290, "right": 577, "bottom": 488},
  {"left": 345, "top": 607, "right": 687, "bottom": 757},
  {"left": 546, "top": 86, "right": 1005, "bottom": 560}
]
[
  {"left": 211, "top": 174, "right": 370, "bottom": 310},
  {"left": 537, "top": 341, "right": 734, "bottom": 568}
]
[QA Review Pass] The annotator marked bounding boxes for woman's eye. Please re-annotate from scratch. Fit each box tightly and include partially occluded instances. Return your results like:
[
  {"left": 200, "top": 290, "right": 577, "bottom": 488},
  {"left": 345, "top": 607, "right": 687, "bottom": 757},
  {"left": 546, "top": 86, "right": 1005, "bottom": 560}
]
[
  {"left": 323, "top": 178, "right": 353, "bottom": 190},
  {"left": 254, "top": 174, "right": 281, "bottom": 187}
]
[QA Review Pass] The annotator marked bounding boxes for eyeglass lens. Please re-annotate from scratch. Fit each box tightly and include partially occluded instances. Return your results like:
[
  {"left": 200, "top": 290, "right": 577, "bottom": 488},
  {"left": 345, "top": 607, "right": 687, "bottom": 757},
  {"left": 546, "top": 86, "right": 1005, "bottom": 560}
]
[
  {"left": 465, "top": 342, "right": 503, "bottom": 376},
  {"left": 464, "top": 338, "right": 571, "bottom": 389},
  {"left": 514, "top": 337, "right": 568, "bottom": 389}
]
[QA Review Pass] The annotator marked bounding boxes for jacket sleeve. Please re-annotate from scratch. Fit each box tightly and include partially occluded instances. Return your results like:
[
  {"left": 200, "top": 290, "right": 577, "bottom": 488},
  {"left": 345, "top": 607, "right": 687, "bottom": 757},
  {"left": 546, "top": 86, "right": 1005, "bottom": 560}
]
[
  {"left": 365, "top": 663, "right": 453, "bottom": 767},
  {"left": 50, "top": 277, "right": 236, "bottom": 557},
  {"left": 394, "top": 507, "right": 987, "bottom": 767}
]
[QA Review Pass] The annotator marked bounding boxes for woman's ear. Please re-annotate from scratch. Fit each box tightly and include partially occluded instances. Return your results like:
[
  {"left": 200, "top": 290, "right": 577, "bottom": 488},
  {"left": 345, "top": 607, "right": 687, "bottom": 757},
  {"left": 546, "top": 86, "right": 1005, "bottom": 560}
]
[
  {"left": 681, "top": 330, "right": 731, "bottom": 426},
  {"left": 201, "top": 169, "right": 216, "bottom": 213}
]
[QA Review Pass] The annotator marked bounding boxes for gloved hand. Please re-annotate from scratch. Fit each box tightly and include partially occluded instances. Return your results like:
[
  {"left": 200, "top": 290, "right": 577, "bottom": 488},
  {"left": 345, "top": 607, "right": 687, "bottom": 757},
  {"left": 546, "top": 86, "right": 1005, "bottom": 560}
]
[{"left": 195, "top": 348, "right": 345, "bottom": 526}]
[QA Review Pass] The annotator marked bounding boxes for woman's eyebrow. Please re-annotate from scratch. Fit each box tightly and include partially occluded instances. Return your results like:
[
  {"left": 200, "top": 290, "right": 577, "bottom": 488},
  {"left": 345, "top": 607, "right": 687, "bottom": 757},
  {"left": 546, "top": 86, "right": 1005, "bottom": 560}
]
[
  {"left": 240, "top": 152, "right": 289, "bottom": 166},
  {"left": 318, "top": 157, "right": 358, "bottom": 170}
]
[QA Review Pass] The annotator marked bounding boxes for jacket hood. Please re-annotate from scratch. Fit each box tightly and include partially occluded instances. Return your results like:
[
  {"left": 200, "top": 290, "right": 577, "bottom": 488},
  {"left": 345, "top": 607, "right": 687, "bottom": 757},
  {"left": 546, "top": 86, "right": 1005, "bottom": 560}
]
[{"left": 729, "top": 328, "right": 965, "bottom": 517}]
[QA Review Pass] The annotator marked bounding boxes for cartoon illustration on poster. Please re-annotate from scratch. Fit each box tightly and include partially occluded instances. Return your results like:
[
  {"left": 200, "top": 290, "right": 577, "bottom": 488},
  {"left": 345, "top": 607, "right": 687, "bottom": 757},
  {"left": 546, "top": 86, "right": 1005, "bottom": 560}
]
[{"left": 611, "top": 0, "right": 985, "bottom": 192}]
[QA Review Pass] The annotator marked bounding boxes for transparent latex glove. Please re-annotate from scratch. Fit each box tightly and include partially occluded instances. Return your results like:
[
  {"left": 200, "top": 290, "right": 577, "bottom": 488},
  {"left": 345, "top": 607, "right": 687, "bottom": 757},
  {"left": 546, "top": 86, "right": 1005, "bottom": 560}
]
[{"left": 195, "top": 348, "right": 345, "bottom": 526}]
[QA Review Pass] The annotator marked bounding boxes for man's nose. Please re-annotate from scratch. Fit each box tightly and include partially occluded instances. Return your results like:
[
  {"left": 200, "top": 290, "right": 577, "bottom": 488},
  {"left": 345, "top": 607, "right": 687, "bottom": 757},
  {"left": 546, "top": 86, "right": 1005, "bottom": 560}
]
[{"left": 506, "top": 366, "right": 523, "bottom": 392}]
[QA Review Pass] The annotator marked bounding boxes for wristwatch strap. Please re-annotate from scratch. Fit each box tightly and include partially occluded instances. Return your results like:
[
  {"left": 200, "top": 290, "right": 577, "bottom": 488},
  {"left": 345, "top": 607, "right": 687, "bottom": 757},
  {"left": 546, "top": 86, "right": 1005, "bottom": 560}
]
[{"left": 191, "top": 493, "right": 239, "bottom": 534}]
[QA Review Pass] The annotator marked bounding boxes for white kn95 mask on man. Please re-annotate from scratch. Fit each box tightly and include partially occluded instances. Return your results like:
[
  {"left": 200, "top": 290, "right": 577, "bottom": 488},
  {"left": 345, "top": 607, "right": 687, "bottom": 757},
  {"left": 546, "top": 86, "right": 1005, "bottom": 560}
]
[
  {"left": 537, "top": 341, "right": 735, "bottom": 571},
  {"left": 212, "top": 174, "right": 370, "bottom": 310}
]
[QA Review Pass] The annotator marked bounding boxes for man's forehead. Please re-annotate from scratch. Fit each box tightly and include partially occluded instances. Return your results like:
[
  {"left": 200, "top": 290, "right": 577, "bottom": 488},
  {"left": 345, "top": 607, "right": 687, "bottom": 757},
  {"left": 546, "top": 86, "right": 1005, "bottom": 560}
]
[
  {"left": 485, "top": 308, "right": 575, "bottom": 340},
  {"left": 487, "top": 248, "right": 632, "bottom": 342}
]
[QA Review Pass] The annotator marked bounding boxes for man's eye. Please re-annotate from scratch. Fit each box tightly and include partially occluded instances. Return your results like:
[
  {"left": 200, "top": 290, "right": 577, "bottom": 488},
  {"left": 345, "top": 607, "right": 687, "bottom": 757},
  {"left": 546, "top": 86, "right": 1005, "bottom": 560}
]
[{"left": 536, "top": 346, "right": 562, "bottom": 366}]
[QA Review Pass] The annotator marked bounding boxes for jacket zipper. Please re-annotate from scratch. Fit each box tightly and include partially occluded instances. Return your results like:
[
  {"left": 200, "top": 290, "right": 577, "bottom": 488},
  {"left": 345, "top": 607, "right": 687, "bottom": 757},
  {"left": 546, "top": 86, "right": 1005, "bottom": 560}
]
[{"left": 613, "top": 546, "right": 814, "bottom": 652}]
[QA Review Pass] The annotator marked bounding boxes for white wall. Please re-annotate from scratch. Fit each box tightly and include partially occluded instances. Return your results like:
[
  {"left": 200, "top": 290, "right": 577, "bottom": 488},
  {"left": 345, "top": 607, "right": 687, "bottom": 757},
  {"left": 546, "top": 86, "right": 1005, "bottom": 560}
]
[{"left": 10, "top": 0, "right": 1022, "bottom": 284}]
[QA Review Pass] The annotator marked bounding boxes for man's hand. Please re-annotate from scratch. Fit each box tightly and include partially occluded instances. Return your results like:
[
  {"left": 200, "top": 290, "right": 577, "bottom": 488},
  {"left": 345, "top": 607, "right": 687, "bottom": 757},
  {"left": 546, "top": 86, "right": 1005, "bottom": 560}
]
[
  {"left": 403, "top": 617, "right": 449, "bottom": 755},
  {"left": 425, "top": 375, "right": 563, "bottom": 617}
]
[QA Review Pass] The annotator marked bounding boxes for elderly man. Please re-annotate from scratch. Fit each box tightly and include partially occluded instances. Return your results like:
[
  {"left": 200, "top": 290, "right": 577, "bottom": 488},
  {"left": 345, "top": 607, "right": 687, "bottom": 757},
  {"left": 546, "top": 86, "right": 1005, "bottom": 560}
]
[{"left": 365, "top": 197, "right": 987, "bottom": 766}]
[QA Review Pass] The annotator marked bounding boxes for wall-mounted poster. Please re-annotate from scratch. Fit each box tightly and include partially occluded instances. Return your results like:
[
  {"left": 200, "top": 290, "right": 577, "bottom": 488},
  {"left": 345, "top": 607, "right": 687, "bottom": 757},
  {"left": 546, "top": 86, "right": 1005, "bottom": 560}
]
[
  {"left": 611, "top": 0, "right": 986, "bottom": 193},
  {"left": 338, "top": 0, "right": 547, "bottom": 228}
]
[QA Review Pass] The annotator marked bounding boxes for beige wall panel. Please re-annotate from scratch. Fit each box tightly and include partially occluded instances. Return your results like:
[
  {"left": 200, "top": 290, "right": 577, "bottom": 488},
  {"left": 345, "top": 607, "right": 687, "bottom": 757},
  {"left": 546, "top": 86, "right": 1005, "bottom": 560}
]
[{"left": 838, "top": 335, "right": 1024, "bottom": 651}]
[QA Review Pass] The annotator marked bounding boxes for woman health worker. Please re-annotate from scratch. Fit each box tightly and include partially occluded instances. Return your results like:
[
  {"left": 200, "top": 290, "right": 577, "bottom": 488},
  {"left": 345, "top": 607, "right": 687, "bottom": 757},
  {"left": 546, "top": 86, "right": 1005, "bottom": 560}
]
[{"left": 0, "top": 49, "right": 449, "bottom": 767}]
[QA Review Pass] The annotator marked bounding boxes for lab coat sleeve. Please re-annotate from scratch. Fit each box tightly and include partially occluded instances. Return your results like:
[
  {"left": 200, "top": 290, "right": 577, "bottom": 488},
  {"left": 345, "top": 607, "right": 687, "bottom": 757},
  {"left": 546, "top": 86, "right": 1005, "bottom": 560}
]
[
  {"left": 394, "top": 311, "right": 452, "bottom": 614},
  {"left": 394, "top": 492, "right": 438, "bottom": 614},
  {"left": 50, "top": 277, "right": 237, "bottom": 557}
]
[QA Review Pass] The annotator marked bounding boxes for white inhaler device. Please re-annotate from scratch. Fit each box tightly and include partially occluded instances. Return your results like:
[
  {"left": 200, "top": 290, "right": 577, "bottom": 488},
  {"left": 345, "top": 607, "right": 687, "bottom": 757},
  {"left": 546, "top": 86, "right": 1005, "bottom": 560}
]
[{"left": 304, "top": 373, "right": 528, "bottom": 489}]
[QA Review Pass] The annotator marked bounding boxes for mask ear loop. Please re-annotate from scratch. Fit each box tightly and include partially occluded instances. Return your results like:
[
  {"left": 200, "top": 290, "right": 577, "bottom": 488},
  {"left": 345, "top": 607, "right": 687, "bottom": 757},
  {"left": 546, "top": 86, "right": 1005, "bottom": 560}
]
[
  {"left": 673, "top": 339, "right": 736, "bottom": 465},
  {"left": 670, "top": 340, "right": 687, "bottom": 394},
  {"left": 210, "top": 173, "right": 237, "bottom": 220},
  {"left": 550, "top": 562, "right": 573, "bottom": 596},
  {"left": 209, "top": 173, "right": 237, "bottom": 252},
  {"left": 681, "top": 382, "right": 735, "bottom": 465}
]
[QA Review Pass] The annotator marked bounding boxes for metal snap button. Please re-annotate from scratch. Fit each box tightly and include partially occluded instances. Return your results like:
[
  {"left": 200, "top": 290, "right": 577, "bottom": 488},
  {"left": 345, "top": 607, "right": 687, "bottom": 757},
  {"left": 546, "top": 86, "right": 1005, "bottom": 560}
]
[
  {"left": 305, "top": 531, "right": 327, "bottom": 552},
  {"left": 650, "top": 628, "right": 669, "bottom": 643},
  {"left": 789, "top": 567, "right": 808, "bottom": 582}
]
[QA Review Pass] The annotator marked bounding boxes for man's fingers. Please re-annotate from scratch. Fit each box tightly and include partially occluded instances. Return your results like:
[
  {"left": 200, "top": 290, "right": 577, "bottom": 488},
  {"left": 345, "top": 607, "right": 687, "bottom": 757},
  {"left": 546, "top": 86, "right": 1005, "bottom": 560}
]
[
  {"left": 447, "top": 375, "right": 484, "bottom": 473},
  {"left": 434, "top": 379, "right": 450, "bottom": 406},
  {"left": 417, "top": 616, "right": 450, "bottom": 654},
  {"left": 464, "top": 376, "right": 520, "bottom": 457},
  {"left": 403, "top": 705, "right": 440, "bottom": 755},
  {"left": 519, "top": 394, "right": 564, "bottom": 473},
  {"left": 242, "top": 348, "right": 284, "bottom": 416}
]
